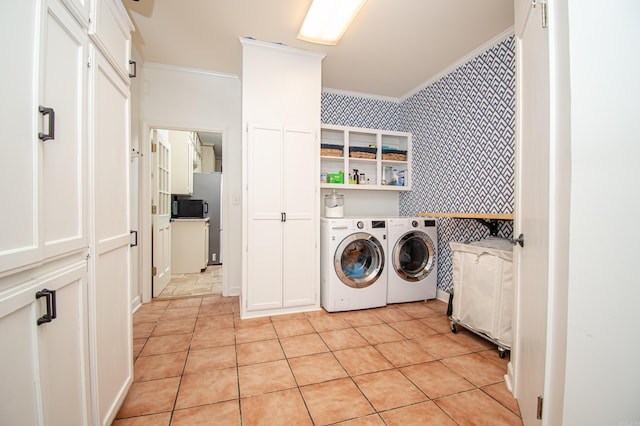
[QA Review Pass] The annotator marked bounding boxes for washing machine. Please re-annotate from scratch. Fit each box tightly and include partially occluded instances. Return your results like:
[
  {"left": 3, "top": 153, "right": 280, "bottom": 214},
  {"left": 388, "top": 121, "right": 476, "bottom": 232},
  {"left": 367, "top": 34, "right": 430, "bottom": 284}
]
[
  {"left": 320, "top": 218, "right": 388, "bottom": 312},
  {"left": 386, "top": 217, "right": 438, "bottom": 303}
]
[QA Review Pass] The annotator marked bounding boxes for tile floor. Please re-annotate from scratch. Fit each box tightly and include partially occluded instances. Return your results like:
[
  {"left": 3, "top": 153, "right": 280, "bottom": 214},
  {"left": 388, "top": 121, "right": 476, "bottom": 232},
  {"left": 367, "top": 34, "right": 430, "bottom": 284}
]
[
  {"left": 158, "top": 266, "right": 223, "bottom": 298},
  {"left": 115, "top": 296, "right": 522, "bottom": 425}
]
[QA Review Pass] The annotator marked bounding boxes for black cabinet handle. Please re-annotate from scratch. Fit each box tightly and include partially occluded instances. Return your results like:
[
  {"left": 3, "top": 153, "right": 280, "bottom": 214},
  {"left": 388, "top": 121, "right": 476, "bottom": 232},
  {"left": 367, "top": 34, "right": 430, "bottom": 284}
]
[
  {"left": 130, "top": 230, "right": 138, "bottom": 247},
  {"left": 204, "top": 202, "right": 209, "bottom": 214},
  {"left": 281, "top": 212, "right": 287, "bottom": 222},
  {"left": 129, "top": 60, "right": 137, "bottom": 78},
  {"left": 38, "top": 106, "right": 55, "bottom": 141},
  {"left": 35, "top": 289, "right": 57, "bottom": 326}
]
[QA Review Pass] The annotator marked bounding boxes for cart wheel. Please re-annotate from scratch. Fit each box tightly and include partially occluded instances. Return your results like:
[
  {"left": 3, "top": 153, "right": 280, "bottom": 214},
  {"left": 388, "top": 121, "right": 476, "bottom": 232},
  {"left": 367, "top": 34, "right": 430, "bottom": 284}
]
[
  {"left": 498, "top": 348, "right": 506, "bottom": 359},
  {"left": 450, "top": 322, "right": 458, "bottom": 334}
]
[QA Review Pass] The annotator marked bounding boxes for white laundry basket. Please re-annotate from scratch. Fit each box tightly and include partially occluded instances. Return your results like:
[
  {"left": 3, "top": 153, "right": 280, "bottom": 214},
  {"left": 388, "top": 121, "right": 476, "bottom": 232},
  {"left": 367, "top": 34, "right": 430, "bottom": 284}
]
[{"left": 449, "top": 238, "right": 514, "bottom": 355}]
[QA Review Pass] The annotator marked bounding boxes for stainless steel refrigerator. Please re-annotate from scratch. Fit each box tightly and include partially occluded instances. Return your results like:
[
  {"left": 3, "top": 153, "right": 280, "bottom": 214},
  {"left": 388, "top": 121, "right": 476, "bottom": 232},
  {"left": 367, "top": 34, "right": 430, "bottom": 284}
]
[{"left": 192, "top": 172, "right": 222, "bottom": 265}]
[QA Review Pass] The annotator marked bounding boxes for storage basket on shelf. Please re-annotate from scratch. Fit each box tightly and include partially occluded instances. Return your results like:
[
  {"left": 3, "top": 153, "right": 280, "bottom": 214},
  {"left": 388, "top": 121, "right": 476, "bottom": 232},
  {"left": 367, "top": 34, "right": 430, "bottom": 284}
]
[
  {"left": 349, "top": 146, "right": 376, "bottom": 159},
  {"left": 320, "top": 143, "right": 343, "bottom": 157},
  {"left": 381, "top": 147, "right": 407, "bottom": 161},
  {"left": 449, "top": 237, "right": 514, "bottom": 357}
]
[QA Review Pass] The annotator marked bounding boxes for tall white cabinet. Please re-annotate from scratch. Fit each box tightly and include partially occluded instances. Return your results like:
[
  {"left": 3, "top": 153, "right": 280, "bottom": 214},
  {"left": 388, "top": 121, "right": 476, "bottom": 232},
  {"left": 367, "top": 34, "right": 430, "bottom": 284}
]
[
  {"left": 0, "top": 0, "right": 133, "bottom": 424},
  {"left": 241, "top": 38, "right": 325, "bottom": 318}
]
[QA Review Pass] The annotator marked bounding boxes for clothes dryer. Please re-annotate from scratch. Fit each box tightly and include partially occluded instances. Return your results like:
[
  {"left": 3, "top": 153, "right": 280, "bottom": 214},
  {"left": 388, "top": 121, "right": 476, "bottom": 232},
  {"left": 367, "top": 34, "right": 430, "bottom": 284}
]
[
  {"left": 387, "top": 217, "right": 437, "bottom": 303},
  {"left": 320, "top": 218, "right": 388, "bottom": 312}
]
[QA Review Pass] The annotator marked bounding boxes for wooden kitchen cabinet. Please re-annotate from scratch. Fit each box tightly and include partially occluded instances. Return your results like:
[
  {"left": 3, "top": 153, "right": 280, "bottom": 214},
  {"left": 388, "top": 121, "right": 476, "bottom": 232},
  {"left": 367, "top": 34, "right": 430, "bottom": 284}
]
[
  {"left": 241, "top": 38, "right": 324, "bottom": 318},
  {"left": 171, "top": 219, "right": 210, "bottom": 273}
]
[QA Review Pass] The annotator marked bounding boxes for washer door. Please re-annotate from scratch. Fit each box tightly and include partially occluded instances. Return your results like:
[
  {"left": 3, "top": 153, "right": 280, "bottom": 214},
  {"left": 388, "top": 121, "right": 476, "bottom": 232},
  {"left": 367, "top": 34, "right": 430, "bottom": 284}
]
[
  {"left": 334, "top": 232, "right": 385, "bottom": 289},
  {"left": 393, "top": 231, "right": 435, "bottom": 281}
]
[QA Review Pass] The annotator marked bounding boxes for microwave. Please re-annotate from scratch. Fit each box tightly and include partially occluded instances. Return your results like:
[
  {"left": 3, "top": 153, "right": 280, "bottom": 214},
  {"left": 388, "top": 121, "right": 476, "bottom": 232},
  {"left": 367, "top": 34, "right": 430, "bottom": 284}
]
[{"left": 172, "top": 199, "right": 208, "bottom": 218}]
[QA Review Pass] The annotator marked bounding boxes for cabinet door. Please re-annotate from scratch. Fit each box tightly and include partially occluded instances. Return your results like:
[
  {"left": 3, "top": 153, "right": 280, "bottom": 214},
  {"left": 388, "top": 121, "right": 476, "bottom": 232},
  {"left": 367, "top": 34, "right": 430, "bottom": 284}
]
[
  {"left": 37, "top": 263, "right": 91, "bottom": 426},
  {"left": 41, "top": 0, "right": 87, "bottom": 259},
  {"left": 246, "top": 125, "right": 283, "bottom": 311},
  {"left": 282, "top": 128, "right": 317, "bottom": 307},
  {"left": 89, "top": 46, "right": 132, "bottom": 426},
  {"left": 0, "top": 0, "right": 41, "bottom": 272},
  {"left": 0, "top": 262, "right": 90, "bottom": 426}
]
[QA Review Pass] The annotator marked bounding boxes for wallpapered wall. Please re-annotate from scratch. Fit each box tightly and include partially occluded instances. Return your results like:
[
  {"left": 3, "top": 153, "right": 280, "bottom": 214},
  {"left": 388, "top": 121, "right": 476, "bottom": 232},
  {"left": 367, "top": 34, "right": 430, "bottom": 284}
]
[{"left": 321, "top": 35, "right": 516, "bottom": 294}]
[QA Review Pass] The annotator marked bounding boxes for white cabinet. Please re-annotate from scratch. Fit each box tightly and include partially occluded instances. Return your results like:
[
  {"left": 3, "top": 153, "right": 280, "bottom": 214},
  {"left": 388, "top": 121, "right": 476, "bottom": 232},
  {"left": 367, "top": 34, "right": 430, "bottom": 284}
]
[
  {"left": 241, "top": 38, "right": 324, "bottom": 318},
  {"left": 170, "top": 130, "right": 195, "bottom": 195},
  {"left": 0, "top": 262, "right": 91, "bottom": 426},
  {"left": 0, "top": 0, "right": 87, "bottom": 274},
  {"left": 0, "top": 0, "right": 133, "bottom": 425},
  {"left": 320, "top": 125, "right": 412, "bottom": 191},
  {"left": 171, "top": 219, "right": 209, "bottom": 273}
]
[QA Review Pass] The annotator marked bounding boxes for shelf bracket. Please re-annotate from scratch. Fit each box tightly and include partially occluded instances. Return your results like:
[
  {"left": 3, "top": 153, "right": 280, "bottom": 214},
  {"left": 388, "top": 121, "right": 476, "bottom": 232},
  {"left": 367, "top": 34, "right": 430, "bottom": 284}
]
[{"left": 474, "top": 219, "right": 502, "bottom": 236}]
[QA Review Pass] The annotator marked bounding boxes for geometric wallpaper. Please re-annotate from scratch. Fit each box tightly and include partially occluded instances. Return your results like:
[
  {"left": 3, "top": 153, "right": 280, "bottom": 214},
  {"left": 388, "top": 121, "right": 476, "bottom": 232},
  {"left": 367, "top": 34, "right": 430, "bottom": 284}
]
[{"left": 321, "top": 35, "right": 516, "bottom": 293}]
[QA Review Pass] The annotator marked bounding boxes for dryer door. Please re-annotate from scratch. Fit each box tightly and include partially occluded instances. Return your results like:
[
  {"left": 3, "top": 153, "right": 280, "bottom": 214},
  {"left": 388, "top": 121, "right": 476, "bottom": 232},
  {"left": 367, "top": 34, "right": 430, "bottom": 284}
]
[
  {"left": 334, "top": 233, "right": 385, "bottom": 289},
  {"left": 393, "top": 231, "right": 435, "bottom": 281}
]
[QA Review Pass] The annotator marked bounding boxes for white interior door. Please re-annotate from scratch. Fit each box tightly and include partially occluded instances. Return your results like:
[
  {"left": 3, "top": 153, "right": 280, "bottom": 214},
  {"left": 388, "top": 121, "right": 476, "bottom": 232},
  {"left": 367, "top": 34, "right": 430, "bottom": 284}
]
[
  {"left": 514, "top": 1, "right": 550, "bottom": 423},
  {"left": 152, "top": 129, "right": 171, "bottom": 297}
]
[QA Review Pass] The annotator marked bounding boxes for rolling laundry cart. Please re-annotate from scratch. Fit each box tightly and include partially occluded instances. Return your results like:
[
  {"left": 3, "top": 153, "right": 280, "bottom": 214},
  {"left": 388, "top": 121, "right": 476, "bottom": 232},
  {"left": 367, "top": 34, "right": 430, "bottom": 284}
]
[{"left": 448, "top": 237, "right": 514, "bottom": 358}]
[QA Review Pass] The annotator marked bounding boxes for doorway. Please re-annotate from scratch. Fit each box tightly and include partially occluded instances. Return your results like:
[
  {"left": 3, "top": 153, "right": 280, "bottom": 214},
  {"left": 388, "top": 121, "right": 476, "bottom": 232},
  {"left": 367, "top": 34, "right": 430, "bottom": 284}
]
[{"left": 150, "top": 127, "right": 225, "bottom": 299}]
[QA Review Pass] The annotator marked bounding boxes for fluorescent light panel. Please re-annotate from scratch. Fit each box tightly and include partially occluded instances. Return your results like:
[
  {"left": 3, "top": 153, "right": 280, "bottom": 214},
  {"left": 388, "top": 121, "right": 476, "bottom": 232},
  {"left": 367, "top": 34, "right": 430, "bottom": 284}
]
[{"left": 298, "top": 0, "right": 367, "bottom": 45}]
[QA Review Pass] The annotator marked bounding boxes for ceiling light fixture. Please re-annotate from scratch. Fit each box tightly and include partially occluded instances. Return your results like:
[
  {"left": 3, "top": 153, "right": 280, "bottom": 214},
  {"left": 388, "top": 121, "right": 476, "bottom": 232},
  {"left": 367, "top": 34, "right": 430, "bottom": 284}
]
[{"left": 297, "top": 0, "right": 367, "bottom": 45}]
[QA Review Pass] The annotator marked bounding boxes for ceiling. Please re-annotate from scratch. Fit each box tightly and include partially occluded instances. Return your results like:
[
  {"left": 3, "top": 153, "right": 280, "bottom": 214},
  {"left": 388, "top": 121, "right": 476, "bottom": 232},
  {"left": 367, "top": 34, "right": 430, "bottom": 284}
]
[{"left": 124, "top": 0, "right": 514, "bottom": 99}]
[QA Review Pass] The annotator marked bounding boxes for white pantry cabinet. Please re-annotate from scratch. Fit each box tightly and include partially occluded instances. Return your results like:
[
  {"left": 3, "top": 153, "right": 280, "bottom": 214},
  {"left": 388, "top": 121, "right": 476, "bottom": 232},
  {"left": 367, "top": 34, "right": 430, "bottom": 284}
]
[
  {"left": 0, "top": 262, "right": 91, "bottom": 426},
  {"left": 170, "top": 130, "right": 195, "bottom": 195},
  {"left": 0, "top": 0, "right": 133, "bottom": 425},
  {"left": 241, "top": 38, "right": 325, "bottom": 318}
]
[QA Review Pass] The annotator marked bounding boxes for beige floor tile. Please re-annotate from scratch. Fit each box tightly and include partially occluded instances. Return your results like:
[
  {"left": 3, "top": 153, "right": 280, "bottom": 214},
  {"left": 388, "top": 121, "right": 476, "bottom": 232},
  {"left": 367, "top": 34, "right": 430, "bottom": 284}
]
[
  {"left": 333, "top": 346, "right": 394, "bottom": 376},
  {"left": 175, "top": 368, "right": 239, "bottom": 409},
  {"left": 167, "top": 298, "right": 202, "bottom": 308},
  {"left": 194, "top": 314, "right": 235, "bottom": 332},
  {"left": 372, "top": 306, "right": 414, "bottom": 323},
  {"left": 355, "top": 323, "right": 407, "bottom": 345},
  {"left": 308, "top": 315, "right": 352, "bottom": 332},
  {"left": 272, "top": 318, "right": 316, "bottom": 338},
  {"left": 133, "top": 352, "right": 187, "bottom": 382},
  {"left": 482, "top": 382, "right": 521, "bottom": 416},
  {"left": 237, "top": 339, "right": 285, "bottom": 366},
  {"left": 139, "top": 333, "right": 192, "bottom": 356},
  {"left": 300, "top": 378, "right": 374, "bottom": 425},
  {"left": 341, "top": 310, "right": 385, "bottom": 327},
  {"left": 238, "top": 359, "right": 297, "bottom": 397},
  {"left": 190, "top": 328, "right": 235, "bottom": 350},
  {"left": 401, "top": 361, "right": 474, "bottom": 399},
  {"left": 159, "top": 306, "right": 199, "bottom": 321},
  {"left": 435, "top": 389, "right": 523, "bottom": 425},
  {"left": 235, "top": 322, "right": 278, "bottom": 344},
  {"left": 184, "top": 345, "right": 237, "bottom": 374},
  {"left": 241, "top": 388, "right": 312, "bottom": 426},
  {"left": 353, "top": 369, "right": 427, "bottom": 411},
  {"left": 279, "top": 333, "right": 329, "bottom": 358},
  {"left": 375, "top": 340, "right": 434, "bottom": 367},
  {"left": 151, "top": 318, "right": 196, "bottom": 336},
  {"left": 333, "top": 414, "right": 386, "bottom": 425},
  {"left": 380, "top": 401, "right": 457, "bottom": 426},
  {"left": 319, "top": 328, "right": 370, "bottom": 351},
  {"left": 412, "top": 334, "right": 473, "bottom": 359},
  {"left": 441, "top": 353, "right": 507, "bottom": 387},
  {"left": 389, "top": 319, "right": 439, "bottom": 339},
  {"left": 171, "top": 400, "right": 241, "bottom": 426},
  {"left": 116, "top": 377, "right": 180, "bottom": 418},
  {"left": 288, "top": 352, "right": 348, "bottom": 386},
  {"left": 111, "top": 412, "right": 172, "bottom": 426}
]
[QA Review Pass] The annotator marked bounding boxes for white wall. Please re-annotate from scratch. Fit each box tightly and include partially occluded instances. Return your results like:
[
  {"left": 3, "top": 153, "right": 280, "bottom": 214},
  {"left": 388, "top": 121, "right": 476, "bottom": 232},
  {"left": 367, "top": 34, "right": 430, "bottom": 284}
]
[
  {"left": 561, "top": 1, "right": 640, "bottom": 423},
  {"left": 140, "top": 63, "right": 242, "bottom": 297}
]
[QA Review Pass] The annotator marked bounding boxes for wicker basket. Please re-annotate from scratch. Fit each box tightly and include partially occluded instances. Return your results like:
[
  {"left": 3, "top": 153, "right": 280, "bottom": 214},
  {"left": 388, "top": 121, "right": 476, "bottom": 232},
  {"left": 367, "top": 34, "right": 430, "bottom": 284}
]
[
  {"left": 321, "top": 148, "right": 343, "bottom": 157},
  {"left": 349, "top": 151, "right": 376, "bottom": 159},
  {"left": 382, "top": 153, "right": 407, "bottom": 161}
]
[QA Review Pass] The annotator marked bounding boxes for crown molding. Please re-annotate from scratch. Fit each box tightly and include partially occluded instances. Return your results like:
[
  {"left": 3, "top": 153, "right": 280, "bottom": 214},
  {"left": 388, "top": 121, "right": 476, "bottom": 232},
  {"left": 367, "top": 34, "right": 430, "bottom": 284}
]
[{"left": 322, "top": 87, "right": 400, "bottom": 103}]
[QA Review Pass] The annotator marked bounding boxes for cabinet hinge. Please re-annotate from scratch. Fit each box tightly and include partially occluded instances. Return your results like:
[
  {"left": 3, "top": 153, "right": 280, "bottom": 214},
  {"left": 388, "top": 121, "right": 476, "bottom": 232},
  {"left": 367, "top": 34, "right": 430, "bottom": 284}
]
[
  {"left": 152, "top": 266, "right": 157, "bottom": 276},
  {"left": 541, "top": 2, "right": 548, "bottom": 28},
  {"left": 537, "top": 395, "right": 544, "bottom": 420},
  {"left": 151, "top": 205, "right": 157, "bottom": 215},
  {"left": 87, "top": 54, "right": 91, "bottom": 68},
  {"left": 151, "top": 142, "right": 157, "bottom": 153}
]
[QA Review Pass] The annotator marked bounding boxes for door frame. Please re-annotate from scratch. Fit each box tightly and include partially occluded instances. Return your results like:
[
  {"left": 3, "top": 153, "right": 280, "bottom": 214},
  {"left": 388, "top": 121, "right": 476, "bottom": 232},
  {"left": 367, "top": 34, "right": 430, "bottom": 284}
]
[{"left": 139, "top": 121, "right": 229, "bottom": 303}]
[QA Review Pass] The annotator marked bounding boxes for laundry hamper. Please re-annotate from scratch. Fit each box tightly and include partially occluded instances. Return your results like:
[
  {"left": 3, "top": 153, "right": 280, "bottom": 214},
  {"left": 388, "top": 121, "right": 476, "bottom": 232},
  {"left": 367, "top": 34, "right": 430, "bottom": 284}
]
[{"left": 448, "top": 238, "right": 514, "bottom": 357}]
